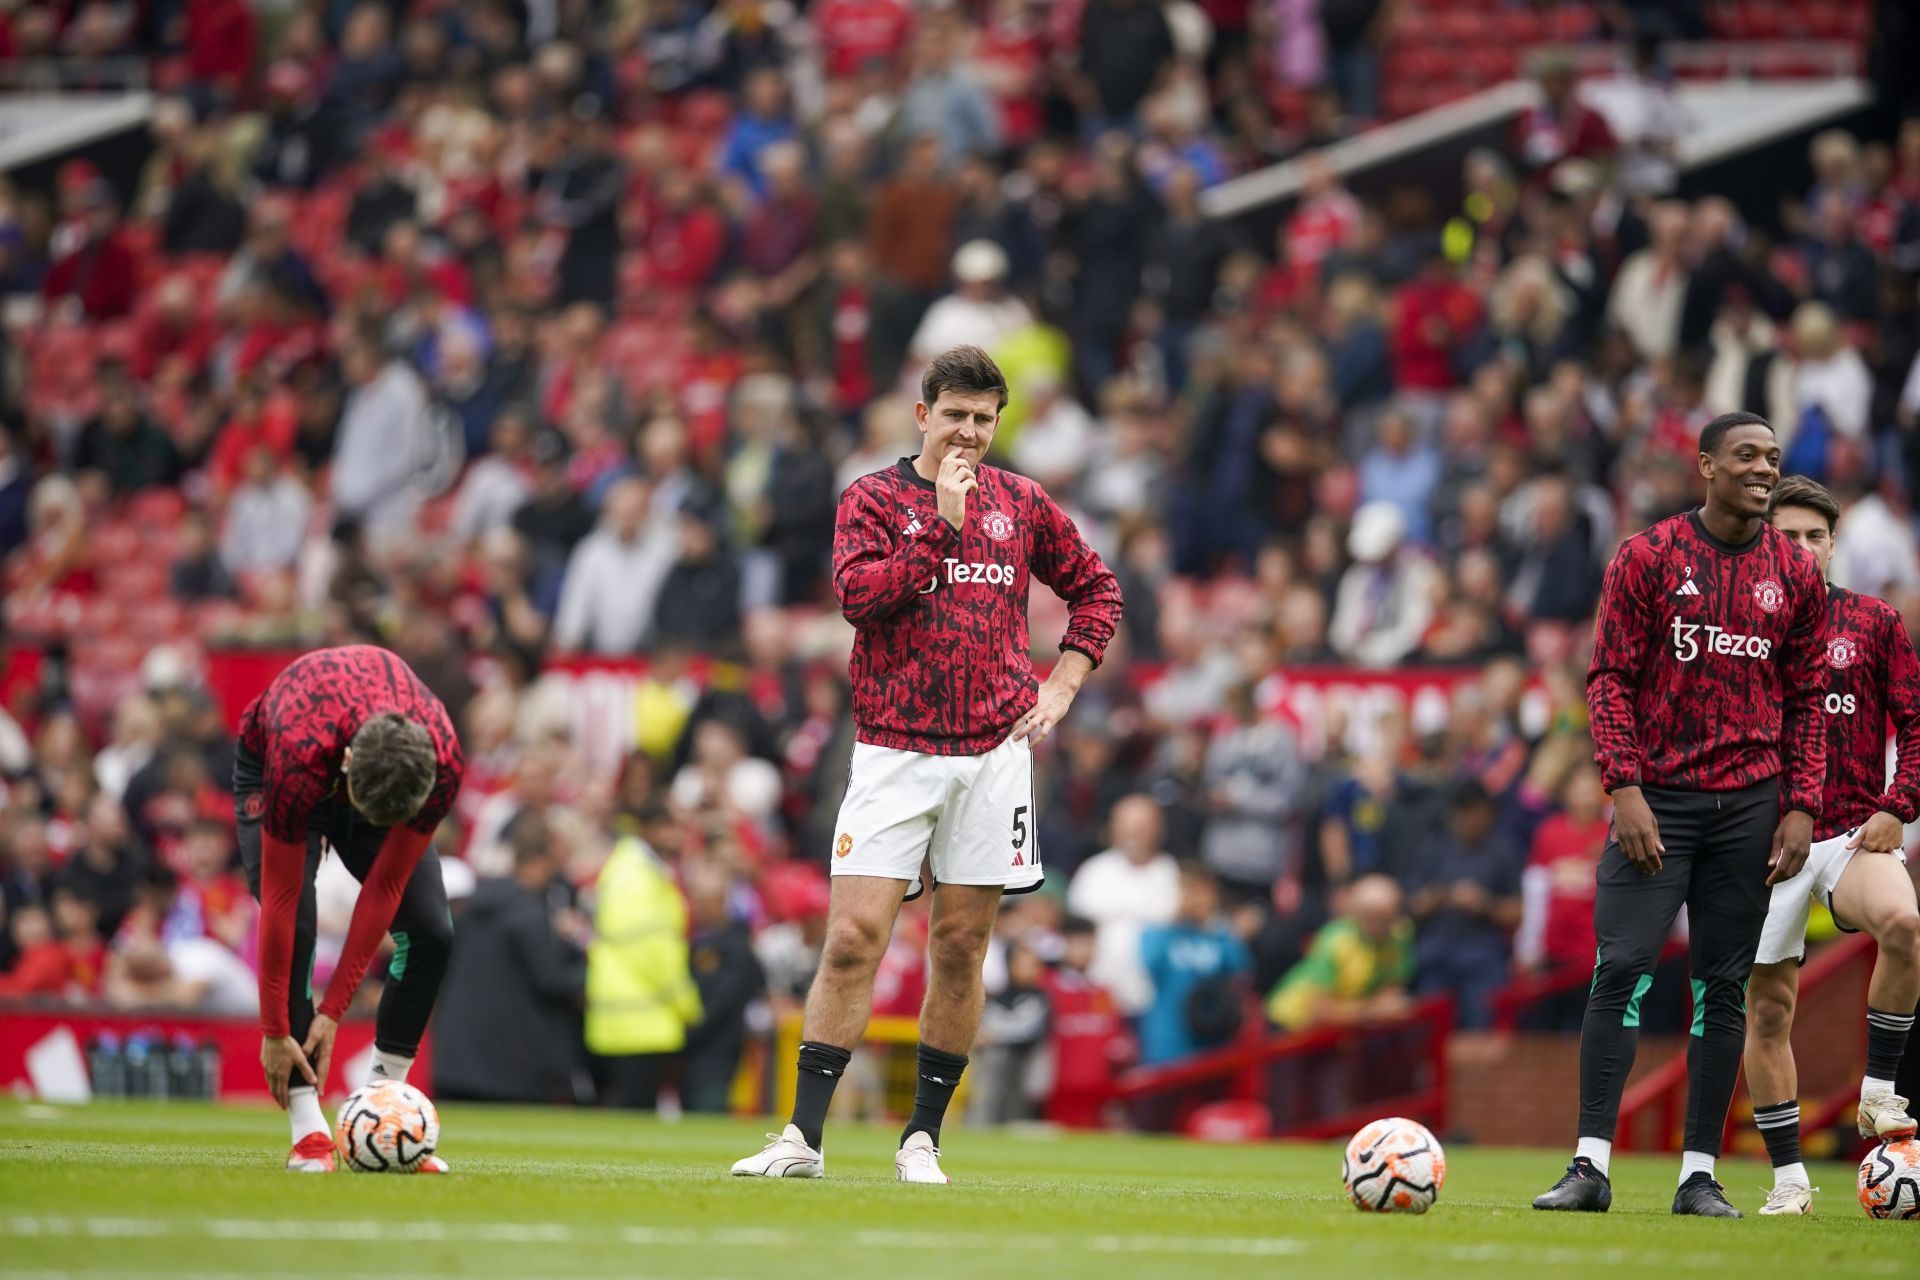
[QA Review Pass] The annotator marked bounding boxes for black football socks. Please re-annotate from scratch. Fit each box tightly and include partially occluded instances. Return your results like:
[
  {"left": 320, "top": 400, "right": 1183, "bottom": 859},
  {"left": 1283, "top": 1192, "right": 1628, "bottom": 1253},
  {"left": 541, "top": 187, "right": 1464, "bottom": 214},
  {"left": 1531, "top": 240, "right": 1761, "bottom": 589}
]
[
  {"left": 791, "top": 1041, "right": 852, "bottom": 1151},
  {"left": 900, "top": 1045, "right": 969, "bottom": 1149}
]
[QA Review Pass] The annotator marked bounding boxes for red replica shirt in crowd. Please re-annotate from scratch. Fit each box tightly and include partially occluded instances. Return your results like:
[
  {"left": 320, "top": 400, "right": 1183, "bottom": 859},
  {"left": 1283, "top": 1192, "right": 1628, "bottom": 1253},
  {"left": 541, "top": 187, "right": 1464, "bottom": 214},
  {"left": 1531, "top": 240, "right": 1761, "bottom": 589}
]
[
  {"left": 240, "top": 645, "right": 465, "bottom": 1036},
  {"left": 1527, "top": 811, "right": 1610, "bottom": 968},
  {"left": 1587, "top": 511, "right": 1827, "bottom": 813},
  {"left": 834, "top": 458, "right": 1123, "bottom": 756},
  {"left": 1812, "top": 585, "right": 1920, "bottom": 841}
]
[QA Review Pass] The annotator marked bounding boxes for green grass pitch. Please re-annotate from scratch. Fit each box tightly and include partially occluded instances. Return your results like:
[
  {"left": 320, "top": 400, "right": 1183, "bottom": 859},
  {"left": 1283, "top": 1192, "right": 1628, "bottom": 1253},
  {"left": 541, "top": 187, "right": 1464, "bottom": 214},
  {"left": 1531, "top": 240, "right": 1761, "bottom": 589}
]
[{"left": 1, "top": 1101, "right": 1910, "bottom": 1279}]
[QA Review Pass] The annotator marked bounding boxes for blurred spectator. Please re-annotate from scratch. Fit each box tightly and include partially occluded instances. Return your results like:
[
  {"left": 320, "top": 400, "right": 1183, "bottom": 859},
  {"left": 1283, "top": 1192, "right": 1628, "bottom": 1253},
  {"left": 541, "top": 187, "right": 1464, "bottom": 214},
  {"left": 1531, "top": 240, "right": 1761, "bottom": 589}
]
[
  {"left": 451, "top": 409, "right": 536, "bottom": 542},
  {"left": 1406, "top": 781, "right": 1523, "bottom": 1029},
  {"left": 251, "top": 61, "right": 334, "bottom": 191},
  {"left": 681, "top": 859, "right": 765, "bottom": 1113},
  {"left": 1200, "top": 684, "right": 1309, "bottom": 902},
  {"left": 1329, "top": 502, "right": 1439, "bottom": 667},
  {"left": 171, "top": 511, "right": 236, "bottom": 602},
  {"left": 868, "top": 133, "right": 962, "bottom": 379},
  {"left": 670, "top": 719, "right": 782, "bottom": 832},
  {"left": 219, "top": 448, "right": 311, "bottom": 576},
  {"left": 970, "top": 940, "right": 1052, "bottom": 1123},
  {"left": 1391, "top": 242, "right": 1482, "bottom": 396},
  {"left": 909, "top": 241, "right": 1033, "bottom": 366},
  {"left": 159, "top": 130, "right": 248, "bottom": 257},
  {"left": 1267, "top": 874, "right": 1414, "bottom": 1031},
  {"left": 72, "top": 369, "right": 181, "bottom": 497},
  {"left": 1067, "top": 794, "right": 1180, "bottom": 1015},
  {"left": 1137, "top": 863, "right": 1252, "bottom": 1065},
  {"left": 586, "top": 834, "right": 701, "bottom": 1109},
  {"left": 511, "top": 430, "right": 597, "bottom": 615},
  {"left": 541, "top": 110, "right": 626, "bottom": 310},
  {"left": 330, "top": 329, "right": 443, "bottom": 549},
  {"left": 1043, "top": 916, "right": 1129, "bottom": 1126},
  {"left": 1516, "top": 764, "right": 1610, "bottom": 975},
  {"left": 103, "top": 866, "right": 256, "bottom": 1016},
  {"left": 1510, "top": 50, "right": 1616, "bottom": 181},
  {"left": 1804, "top": 189, "right": 1879, "bottom": 323},
  {"left": 0, "top": 885, "right": 105, "bottom": 999},
  {"left": 435, "top": 812, "right": 590, "bottom": 1104},
  {"left": 654, "top": 499, "right": 742, "bottom": 651},
  {"left": 553, "top": 477, "right": 677, "bottom": 655},
  {"left": 0, "top": 425, "right": 32, "bottom": 560},
  {"left": 1785, "top": 301, "right": 1873, "bottom": 470},
  {"left": 1078, "top": 0, "right": 1176, "bottom": 128},
  {"left": 1608, "top": 201, "right": 1691, "bottom": 361},
  {"left": 897, "top": 19, "right": 1003, "bottom": 165},
  {"left": 1356, "top": 407, "right": 1440, "bottom": 546},
  {"left": 41, "top": 180, "right": 136, "bottom": 321}
]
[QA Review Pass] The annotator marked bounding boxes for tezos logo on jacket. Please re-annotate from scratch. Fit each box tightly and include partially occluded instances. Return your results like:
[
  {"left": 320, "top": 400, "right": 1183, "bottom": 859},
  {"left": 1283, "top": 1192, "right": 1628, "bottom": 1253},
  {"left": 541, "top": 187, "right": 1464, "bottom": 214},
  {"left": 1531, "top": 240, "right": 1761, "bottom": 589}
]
[{"left": 1671, "top": 617, "right": 1772, "bottom": 663}]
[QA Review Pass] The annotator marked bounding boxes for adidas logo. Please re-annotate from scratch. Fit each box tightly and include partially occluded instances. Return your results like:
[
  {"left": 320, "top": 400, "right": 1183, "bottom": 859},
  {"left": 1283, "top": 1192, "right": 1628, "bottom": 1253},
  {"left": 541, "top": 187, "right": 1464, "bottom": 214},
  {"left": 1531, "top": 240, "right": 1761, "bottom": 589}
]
[{"left": 1673, "top": 580, "right": 1701, "bottom": 597}]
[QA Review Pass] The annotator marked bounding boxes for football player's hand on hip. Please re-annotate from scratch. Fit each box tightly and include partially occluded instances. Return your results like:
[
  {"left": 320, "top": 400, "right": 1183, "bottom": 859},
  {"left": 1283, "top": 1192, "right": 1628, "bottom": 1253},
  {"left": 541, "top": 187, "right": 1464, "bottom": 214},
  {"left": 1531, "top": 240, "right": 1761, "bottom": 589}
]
[
  {"left": 1848, "top": 810, "right": 1905, "bottom": 855},
  {"left": 1011, "top": 678, "right": 1075, "bottom": 746},
  {"left": 1767, "top": 809, "right": 1814, "bottom": 885},
  {"left": 1611, "top": 786, "right": 1664, "bottom": 875}
]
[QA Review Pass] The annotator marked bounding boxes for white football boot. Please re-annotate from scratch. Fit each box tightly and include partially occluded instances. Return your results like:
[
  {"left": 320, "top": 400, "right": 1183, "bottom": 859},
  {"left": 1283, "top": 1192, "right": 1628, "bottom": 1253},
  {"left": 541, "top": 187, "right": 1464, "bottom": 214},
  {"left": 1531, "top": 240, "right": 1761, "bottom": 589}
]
[
  {"left": 731, "top": 1125, "right": 824, "bottom": 1178},
  {"left": 1758, "top": 1181, "right": 1815, "bottom": 1216},
  {"left": 1858, "top": 1089, "right": 1918, "bottom": 1140},
  {"left": 894, "top": 1131, "right": 950, "bottom": 1184}
]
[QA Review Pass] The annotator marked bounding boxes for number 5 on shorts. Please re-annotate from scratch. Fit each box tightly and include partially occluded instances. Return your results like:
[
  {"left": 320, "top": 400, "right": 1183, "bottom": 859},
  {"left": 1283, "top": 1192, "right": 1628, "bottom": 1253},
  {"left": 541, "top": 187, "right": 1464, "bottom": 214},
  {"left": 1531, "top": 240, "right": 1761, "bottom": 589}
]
[{"left": 1013, "top": 804, "right": 1033, "bottom": 867}]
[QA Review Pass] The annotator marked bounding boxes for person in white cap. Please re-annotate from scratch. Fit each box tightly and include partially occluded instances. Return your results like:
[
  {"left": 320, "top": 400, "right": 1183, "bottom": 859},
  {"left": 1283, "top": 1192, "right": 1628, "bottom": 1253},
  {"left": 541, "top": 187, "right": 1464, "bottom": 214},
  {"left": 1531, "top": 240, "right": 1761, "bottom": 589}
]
[
  {"left": 908, "top": 239, "right": 1033, "bottom": 367},
  {"left": 1329, "top": 501, "right": 1440, "bottom": 668}
]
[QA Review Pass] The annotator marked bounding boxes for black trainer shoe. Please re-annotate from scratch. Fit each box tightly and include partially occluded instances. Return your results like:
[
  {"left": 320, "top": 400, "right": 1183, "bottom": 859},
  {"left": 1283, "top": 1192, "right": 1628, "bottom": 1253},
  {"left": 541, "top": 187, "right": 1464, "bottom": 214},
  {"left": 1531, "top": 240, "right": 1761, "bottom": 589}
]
[
  {"left": 1672, "top": 1172, "right": 1741, "bottom": 1218},
  {"left": 1532, "top": 1157, "right": 1613, "bottom": 1211}
]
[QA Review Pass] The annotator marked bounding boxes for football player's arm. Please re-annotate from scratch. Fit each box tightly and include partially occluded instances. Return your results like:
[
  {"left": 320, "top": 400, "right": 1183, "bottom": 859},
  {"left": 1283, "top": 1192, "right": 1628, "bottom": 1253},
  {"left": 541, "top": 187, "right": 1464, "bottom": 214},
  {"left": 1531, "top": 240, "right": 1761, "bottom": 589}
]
[
  {"left": 831, "top": 480, "right": 959, "bottom": 627},
  {"left": 1775, "top": 556, "right": 1829, "bottom": 819},
  {"left": 317, "top": 825, "right": 433, "bottom": 1023},
  {"left": 1029, "top": 488, "right": 1123, "bottom": 668},
  {"left": 1584, "top": 539, "right": 1654, "bottom": 796},
  {"left": 1873, "top": 611, "right": 1920, "bottom": 832},
  {"left": 255, "top": 763, "right": 329, "bottom": 1040}
]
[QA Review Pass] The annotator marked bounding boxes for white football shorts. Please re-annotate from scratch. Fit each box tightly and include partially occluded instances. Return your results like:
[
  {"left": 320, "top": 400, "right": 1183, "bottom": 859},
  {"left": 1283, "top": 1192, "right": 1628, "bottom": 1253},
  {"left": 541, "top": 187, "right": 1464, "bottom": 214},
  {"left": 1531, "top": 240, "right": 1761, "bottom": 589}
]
[
  {"left": 1754, "top": 828, "right": 1909, "bottom": 965},
  {"left": 829, "top": 736, "right": 1043, "bottom": 900}
]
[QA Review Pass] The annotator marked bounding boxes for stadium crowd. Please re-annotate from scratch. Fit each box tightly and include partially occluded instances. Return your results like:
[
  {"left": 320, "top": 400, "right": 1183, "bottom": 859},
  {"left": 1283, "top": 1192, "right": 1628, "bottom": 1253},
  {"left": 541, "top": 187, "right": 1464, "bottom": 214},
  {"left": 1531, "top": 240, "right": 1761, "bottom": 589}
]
[{"left": 4, "top": 0, "right": 1920, "bottom": 1120}]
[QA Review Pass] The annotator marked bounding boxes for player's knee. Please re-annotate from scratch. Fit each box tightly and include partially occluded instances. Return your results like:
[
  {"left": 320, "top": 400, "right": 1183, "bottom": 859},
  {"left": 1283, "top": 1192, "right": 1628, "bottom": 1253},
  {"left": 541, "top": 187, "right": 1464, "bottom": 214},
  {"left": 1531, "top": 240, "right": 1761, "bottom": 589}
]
[
  {"left": 405, "top": 912, "right": 454, "bottom": 972},
  {"left": 927, "top": 921, "right": 989, "bottom": 978},
  {"left": 821, "top": 915, "right": 888, "bottom": 973},
  {"left": 1879, "top": 911, "right": 1920, "bottom": 969},
  {"left": 1748, "top": 984, "right": 1795, "bottom": 1040}
]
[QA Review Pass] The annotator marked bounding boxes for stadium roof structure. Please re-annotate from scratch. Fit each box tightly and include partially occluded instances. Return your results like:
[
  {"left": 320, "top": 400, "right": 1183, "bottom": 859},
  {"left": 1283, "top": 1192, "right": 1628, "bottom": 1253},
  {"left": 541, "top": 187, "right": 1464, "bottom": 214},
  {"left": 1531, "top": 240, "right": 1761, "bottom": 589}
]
[{"left": 1203, "top": 66, "right": 1872, "bottom": 223}]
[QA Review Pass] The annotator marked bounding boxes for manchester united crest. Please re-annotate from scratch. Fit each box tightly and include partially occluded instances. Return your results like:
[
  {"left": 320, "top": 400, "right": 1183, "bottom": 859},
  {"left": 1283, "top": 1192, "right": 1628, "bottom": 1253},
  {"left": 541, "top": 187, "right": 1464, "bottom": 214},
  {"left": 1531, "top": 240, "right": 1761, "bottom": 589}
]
[
  {"left": 835, "top": 832, "right": 853, "bottom": 858},
  {"left": 1753, "top": 577, "right": 1785, "bottom": 614},
  {"left": 242, "top": 793, "right": 264, "bottom": 819},
  {"left": 981, "top": 510, "right": 1015, "bottom": 542},
  {"left": 1828, "top": 635, "right": 1859, "bottom": 670}
]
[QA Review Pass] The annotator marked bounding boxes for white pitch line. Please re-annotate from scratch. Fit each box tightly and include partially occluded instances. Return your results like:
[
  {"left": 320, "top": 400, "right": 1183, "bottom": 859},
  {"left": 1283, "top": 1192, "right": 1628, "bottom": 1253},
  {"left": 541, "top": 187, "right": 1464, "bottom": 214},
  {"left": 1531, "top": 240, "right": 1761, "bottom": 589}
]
[
  {"left": 2, "top": 1217, "right": 1906, "bottom": 1274},
  {"left": 1, "top": 1216, "right": 1310, "bottom": 1257}
]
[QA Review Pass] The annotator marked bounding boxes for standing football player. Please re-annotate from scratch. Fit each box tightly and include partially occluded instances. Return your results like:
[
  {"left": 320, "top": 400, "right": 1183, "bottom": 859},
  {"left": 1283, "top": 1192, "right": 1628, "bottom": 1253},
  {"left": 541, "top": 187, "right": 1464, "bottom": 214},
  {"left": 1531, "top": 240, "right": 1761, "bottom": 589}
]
[
  {"left": 1744, "top": 476, "right": 1920, "bottom": 1215},
  {"left": 237, "top": 645, "right": 465, "bottom": 1172},
  {"left": 1533, "top": 412, "right": 1827, "bottom": 1217},
  {"left": 731, "top": 345, "right": 1122, "bottom": 1182}
]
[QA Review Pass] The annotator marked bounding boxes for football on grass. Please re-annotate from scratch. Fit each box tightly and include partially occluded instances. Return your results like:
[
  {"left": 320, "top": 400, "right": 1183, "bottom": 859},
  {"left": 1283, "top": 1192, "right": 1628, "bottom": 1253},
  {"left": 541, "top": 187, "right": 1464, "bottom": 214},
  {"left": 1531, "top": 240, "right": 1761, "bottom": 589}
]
[
  {"left": 1342, "top": 1117, "right": 1446, "bottom": 1213},
  {"left": 1858, "top": 1138, "right": 1920, "bottom": 1219},
  {"left": 335, "top": 1080, "right": 441, "bottom": 1173}
]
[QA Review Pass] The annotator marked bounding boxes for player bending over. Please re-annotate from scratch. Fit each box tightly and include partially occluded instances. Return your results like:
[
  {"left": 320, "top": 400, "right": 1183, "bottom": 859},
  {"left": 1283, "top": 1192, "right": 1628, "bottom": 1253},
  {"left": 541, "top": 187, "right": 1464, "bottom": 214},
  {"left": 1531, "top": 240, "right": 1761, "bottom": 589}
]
[
  {"left": 1744, "top": 476, "right": 1920, "bottom": 1215},
  {"left": 732, "top": 345, "right": 1122, "bottom": 1182},
  {"left": 238, "top": 645, "right": 465, "bottom": 1172},
  {"left": 1533, "top": 412, "right": 1827, "bottom": 1217}
]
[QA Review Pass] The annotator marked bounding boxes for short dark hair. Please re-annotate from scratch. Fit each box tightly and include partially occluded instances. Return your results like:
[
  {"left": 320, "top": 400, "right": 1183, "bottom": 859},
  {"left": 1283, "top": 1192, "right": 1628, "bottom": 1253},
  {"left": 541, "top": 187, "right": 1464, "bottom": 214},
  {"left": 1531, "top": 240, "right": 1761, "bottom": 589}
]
[
  {"left": 920, "top": 345, "right": 1009, "bottom": 411},
  {"left": 348, "top": 713, "right": 438, "bottom": 827},
  {"left": 1699, "top": 411, "right": 1773, "bottom": 456},
  {"left": 1768, "top": 474, "right": 1840, "bottom": 532}
]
